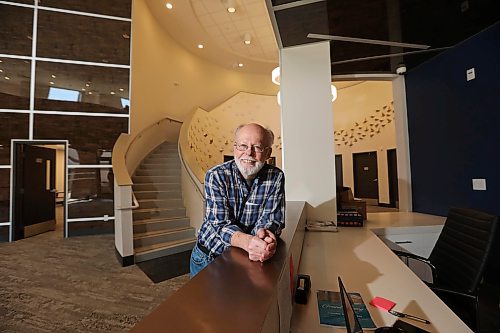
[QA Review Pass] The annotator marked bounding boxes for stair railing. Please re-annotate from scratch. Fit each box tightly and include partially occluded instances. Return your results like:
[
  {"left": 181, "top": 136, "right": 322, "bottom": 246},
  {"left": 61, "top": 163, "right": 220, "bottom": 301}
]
[{"left": 112, "top": 117, "right": 183, "bottom": 266}]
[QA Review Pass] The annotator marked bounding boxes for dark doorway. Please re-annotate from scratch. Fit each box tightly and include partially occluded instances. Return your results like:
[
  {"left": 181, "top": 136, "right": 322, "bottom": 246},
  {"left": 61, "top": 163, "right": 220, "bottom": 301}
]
[
  {"left": 387, "top": 149, "right": 399, "bottom": 208},
  {"left": 353, "top": 151, "right": 379, "bottom": 201},
  {"left": 13, "top": 143, "right": 63, "bottom": 240},
  {"left": 335, "top": 154, "right": 343, "bottom": 188}
]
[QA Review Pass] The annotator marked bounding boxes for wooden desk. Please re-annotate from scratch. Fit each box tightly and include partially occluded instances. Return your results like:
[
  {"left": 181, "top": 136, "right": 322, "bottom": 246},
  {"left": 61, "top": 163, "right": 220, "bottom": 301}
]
[{"left": 291, "top": 212, "right": 473, "bottom": 333}]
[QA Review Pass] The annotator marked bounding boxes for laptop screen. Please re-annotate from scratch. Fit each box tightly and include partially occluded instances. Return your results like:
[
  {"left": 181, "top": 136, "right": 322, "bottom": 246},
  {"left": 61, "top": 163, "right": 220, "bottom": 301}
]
[{"left": 338, "top": 276, "right": 364, "bottom": 333}]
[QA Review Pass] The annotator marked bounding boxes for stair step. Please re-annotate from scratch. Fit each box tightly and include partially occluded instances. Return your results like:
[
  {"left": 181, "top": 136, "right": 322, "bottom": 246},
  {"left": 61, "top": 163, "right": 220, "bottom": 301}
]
[
  {"left": 145, "top": 157, "right": 180, "bottom": 163},
  {"left": 132, "top": 183, "right": 181, "bottom": 191},
  {"left": 149, "top": 153, "right": 178, "bottom": 158},
  {"left": 133, "top": 207, "right": 186, "bottom": 220},
  {"left": 134, "top": 190, "right": 181, "bottom": 200},
  {"left": 133, "top": 227, "right": 195, "bottom": 248},
  {"left": 138, "top": 163, "right": 179, "bottom": 170},
  {"left": 133, "top": 217, "right": 191, "bottom": 233},
  {"left": 135, "top": 169, "right": 180, "bottom": 176},
  {"left": 138, "top": 198, "right": 183, "bottom": 209},
  {"left": 132, "top": 175, "right": 180, "bottom": 183},
  {"left": 134, "top": 238, "right": 196, "bottom": 263}
]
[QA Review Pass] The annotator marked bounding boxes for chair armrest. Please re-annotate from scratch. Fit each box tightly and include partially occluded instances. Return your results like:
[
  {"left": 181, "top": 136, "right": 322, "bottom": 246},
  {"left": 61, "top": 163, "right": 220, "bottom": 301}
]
[
  {"left": 430, "top": 286, "right": 477, "bottom": 301},
  {"left": 392, "top": 249, "right": 437, "bottom": 282}
]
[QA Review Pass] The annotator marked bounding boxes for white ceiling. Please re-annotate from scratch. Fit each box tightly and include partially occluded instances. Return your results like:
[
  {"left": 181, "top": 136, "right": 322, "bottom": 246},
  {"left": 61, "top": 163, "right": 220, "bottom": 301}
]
[{"left": 145, "top": 0, "right": 279, "bottom": 74}]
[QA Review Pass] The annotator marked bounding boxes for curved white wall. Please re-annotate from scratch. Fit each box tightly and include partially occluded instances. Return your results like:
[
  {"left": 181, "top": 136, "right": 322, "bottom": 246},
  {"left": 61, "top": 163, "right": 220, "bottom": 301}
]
[{"left": 130, "top": 0, "right": 278, "bottom": 136}]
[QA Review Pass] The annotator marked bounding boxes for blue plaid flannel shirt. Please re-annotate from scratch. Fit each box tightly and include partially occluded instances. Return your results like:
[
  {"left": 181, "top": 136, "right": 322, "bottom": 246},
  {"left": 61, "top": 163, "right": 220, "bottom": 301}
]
[{"left": 197, "top": 160, "right": 285, "bottom": 257}]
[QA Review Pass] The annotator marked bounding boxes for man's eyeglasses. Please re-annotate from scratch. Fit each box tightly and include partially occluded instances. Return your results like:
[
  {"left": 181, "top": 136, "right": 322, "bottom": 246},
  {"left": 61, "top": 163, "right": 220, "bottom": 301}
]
[{"left": 234, "top": 143, "right": 269, "bottom": 153}]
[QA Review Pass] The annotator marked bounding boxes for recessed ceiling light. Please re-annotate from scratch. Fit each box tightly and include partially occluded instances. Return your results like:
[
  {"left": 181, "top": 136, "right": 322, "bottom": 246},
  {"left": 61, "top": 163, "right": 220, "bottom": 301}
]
[
  {"left": 119, "top": 88, "right": 124, "bottom": 92},
  {"left": 49, "top": 81, "right": 54, "bottom": 84},
  {"left": 85, "top": 83, "right": 90, "bottom": 87},
  {"left": 82, "top": 88, "right": 86, "bottom": 91},
  {"left": 88, "top": 91, "right": 93, "bottom": 95},
  {"left": 4, "top": 76, "right": 10, "bottom": 80},
  {"left": 243, "top": 33, "right": 251, "bottom": 45},
  {"left": 238, "top": 63, "right": 244, "bottom": 67},
  {"left": 0, "top": 60, "right": 3, "bottom": 63},
  {"left": 166, "top": 2, "right": 173, "bottom": 9},
  {"left": 0, "top": 69, "right": 3, "bottom": 73},
  {"left": 51, "top": 74, "right": 56, "bottom": 78},
  {"left": 198, "top": 44, "right": 204, "bottom": 49},
  {"left": 226, "top": 0, "right": 236, "bottom": 13},
  {"left": 110, "top": 91, "right": 115, "bottom": 95}
]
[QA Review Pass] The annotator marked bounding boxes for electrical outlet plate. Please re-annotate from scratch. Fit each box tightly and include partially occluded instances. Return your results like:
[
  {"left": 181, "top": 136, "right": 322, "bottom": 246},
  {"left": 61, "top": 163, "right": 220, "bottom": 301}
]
[
  {"left": 472, "top": 179, "right": 486, "bottom": 191},
  {"left": 466, "top": 68, "right": 475, "bottom": 81}
]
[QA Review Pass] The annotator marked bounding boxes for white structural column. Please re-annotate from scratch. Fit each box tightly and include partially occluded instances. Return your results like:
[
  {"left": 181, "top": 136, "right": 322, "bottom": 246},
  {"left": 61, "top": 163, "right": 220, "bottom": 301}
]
[
  {"left": 280, "top": 42, "right": 336, "bottom": 222},
  {"left": 392, "top": 76, "right": 412, "bottom": 212}
]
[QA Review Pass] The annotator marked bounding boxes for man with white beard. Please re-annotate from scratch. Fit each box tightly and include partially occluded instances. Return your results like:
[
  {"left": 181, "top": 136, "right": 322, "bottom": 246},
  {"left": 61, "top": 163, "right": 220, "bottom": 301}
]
[{"left": 190, "top": 123, "right": 285, "bottom": 278}]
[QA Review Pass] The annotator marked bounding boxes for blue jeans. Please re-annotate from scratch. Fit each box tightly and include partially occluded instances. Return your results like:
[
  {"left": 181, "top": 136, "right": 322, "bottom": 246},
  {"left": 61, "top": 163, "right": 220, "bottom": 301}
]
[{"left": 189, "top": 243, "right": 214, "bottom": 278}]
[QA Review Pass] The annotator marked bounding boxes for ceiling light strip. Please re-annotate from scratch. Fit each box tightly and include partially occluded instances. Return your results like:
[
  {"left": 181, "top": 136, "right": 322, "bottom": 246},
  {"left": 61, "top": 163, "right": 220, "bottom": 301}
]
[
  {"left": 0, "top": 166, "right": 12, "bottom": 169},
  {"left": 272, "top": 0, "right": 325, "bottom": 12},
  {"left": 331, "top": 47, "right": 452, "bottom": 65},
  {"left": 0, "top": 222, "right": 10, "bottom": 226},
  {"left": 308, "top": 33, "right": 430, "bottom": 49}
]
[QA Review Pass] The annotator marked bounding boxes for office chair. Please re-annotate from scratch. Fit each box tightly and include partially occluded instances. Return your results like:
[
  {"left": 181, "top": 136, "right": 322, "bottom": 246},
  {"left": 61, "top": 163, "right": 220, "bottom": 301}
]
[{"left": 393, "top": 207, "right": 498, "bottom": 330}]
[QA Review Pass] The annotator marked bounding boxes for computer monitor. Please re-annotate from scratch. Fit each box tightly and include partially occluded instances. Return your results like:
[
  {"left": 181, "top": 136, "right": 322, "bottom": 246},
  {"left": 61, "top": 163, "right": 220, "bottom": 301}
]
[{"left": 338, "top": 276, "right": 364, "bottom": 333}]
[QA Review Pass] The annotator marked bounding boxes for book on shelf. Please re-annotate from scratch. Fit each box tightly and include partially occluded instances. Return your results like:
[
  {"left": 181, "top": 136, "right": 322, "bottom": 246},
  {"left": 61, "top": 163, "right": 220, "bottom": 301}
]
[{"left": 317, "top": 289, "right": 376, "bottom": 330}]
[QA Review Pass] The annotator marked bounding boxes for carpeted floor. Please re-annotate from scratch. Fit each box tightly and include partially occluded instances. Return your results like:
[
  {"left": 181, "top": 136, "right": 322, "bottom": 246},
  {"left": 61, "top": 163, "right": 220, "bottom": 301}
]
[{"left": 0, "top": 224, "right": 188, "bottom": 332}]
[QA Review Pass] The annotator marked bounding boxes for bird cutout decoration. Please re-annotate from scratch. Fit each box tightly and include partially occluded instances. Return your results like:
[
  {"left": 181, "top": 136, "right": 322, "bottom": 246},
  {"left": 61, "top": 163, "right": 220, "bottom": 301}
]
[
  {"left": 209, "top": 139, "right": 213, "bottom": 144},
  {"left": 383, "top": 105, "right": 388, "bottom": 109},
  {"left": 225, "top": 140, "right": 229, "bottom": 145},
  {"left": 355, "top": 122, "right": 359, "bottom": 126},
  {"left": 382, "top": 124, "right": 386, "bottom": 127},
  {"left": 376, "top": 109, "right": 380, "bottom": 112},
  {"left": 370, "top": 115, "right": 375, "bottom": 118},
  {"left": 203, "top": 133, "right": 207, "bottom": 137},
  {"left": 363, "top": 118, "right": 368, "bottom": 123},
  {"left": 349, "top": 143, "right": 353, "bottom": 147},
  {"left": 387, "top": 119, "right": 392, "bottom": 123}
]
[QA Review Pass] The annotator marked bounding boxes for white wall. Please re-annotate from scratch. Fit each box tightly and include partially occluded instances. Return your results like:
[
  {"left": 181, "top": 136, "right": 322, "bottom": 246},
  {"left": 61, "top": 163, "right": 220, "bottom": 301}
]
[
  {"left": 333, "top": 81, "right": 395, "bottom": 204},
  {"left": 280, "top": 42, "right": 336, "bottom": 222}
]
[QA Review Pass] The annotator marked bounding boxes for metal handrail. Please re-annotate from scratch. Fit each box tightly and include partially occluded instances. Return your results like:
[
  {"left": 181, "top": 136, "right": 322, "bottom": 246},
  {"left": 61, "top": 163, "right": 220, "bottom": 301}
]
[{"left": 117, "top": 192, "right": 140, "bottom": 210}]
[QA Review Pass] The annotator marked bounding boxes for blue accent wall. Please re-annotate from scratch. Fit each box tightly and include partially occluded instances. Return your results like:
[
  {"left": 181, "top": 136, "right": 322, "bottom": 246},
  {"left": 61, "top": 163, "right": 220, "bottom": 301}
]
[{"left": 406, "top": 22, "right": 500, "bottom": 284}]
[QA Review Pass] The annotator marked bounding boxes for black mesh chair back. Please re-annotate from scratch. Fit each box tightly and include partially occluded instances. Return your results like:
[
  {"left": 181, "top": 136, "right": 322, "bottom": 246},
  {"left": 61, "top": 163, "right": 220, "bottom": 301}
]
[{"left": 429, "top": 207, "right": 498, "bottom": 294}]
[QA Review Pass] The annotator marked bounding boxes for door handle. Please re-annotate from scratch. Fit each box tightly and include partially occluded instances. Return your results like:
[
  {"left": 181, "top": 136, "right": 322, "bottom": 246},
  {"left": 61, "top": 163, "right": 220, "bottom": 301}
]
[{"left": 373, "top": 179, "right": 378, "bottom": 182}]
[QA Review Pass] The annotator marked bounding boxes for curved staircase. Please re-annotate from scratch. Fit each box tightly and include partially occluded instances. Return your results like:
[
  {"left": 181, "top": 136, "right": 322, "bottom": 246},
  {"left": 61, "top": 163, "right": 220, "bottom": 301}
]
[{"left": 131, "top": 142, "right": 196, "bottom": 264}]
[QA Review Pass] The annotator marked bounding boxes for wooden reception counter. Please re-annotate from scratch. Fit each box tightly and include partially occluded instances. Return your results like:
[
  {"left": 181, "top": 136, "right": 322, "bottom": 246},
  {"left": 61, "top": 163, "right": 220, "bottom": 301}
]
[
  {"left": 131, "top": 207, "right": 472, "bottom": 333},
  {"left": 130, "top": 201, "right": 307, "bottom": 333}
]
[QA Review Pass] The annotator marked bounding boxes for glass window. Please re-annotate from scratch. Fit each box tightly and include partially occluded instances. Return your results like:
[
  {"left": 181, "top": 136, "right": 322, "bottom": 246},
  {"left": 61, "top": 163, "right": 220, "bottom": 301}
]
[
  {"left": 39, "top": 0, "right": 132, "bottom": 18},
  {"left": 34, "top": 61, "right": 130, "bottom": 114},
  {"left": 0, "top": 4, "right": 34, "bottom": 56},
  {"left": 0, "top": 113, "right": 30, "bottom": 165},
  {"left": 37, "top": 10, "right": 131, "bottom": 65},
  {"left": 33, "top": 114, "right": 128, "bottom": 165},
  {"left": 0, "top": 57, "right": 31, "bottom": 110},
  {"left": 0, "top": 169, "right": 10, "bottom": 223},
  {"left": 2, "top": 1, "right": 33, "bottom": 4},
  {"left": 67, "top": 167, "right": 114, "bottom": 219}
]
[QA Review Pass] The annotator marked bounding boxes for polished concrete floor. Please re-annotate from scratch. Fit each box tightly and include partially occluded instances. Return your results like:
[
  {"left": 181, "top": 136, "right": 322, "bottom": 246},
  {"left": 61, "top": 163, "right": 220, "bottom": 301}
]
[{"left": 0, "top": 206, "right": 189, "bottom": 332}]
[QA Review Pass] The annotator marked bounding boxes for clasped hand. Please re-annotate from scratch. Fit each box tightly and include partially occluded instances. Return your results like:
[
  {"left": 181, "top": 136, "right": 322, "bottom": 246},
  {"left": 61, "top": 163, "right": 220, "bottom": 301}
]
[{"left": 248, "top": 228, "right": 277, "bottom": 262}]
